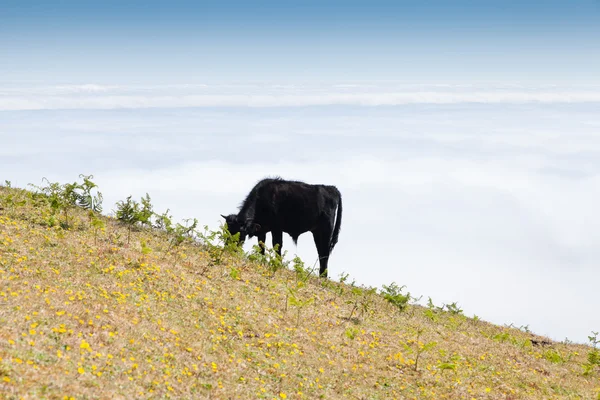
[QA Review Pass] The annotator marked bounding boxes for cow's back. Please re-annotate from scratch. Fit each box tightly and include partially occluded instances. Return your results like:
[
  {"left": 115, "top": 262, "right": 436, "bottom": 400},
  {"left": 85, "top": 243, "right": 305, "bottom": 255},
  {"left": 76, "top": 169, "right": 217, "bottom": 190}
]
[{"left": 255, "top": 180, "right": 327, "bottom": 233}]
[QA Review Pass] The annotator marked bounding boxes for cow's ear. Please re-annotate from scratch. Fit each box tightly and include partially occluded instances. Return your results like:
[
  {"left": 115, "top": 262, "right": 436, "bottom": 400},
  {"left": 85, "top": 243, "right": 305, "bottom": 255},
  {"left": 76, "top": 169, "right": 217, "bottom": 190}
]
[{"left": 220, "top": 214, "right": 227, "bottom": 219}]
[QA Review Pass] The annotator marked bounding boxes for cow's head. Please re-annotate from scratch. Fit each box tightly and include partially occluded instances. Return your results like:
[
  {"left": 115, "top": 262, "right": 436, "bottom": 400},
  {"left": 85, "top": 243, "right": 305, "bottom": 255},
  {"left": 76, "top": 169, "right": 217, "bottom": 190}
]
[
  {"left": 243, "top": 220, "right": 262, "bottom": 238},
  {"left": 220, "top": 213, "right": 263, "bottom": 242},
  {"left": 221, "top": 214, "right": 246, "bottom": 245}
]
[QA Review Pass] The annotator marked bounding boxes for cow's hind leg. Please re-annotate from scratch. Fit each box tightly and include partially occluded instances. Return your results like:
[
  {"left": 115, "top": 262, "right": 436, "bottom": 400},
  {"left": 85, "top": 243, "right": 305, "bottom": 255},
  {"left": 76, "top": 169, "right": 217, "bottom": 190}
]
[{"left": 312, "top": 226, "right": 333, "bottom": 278}]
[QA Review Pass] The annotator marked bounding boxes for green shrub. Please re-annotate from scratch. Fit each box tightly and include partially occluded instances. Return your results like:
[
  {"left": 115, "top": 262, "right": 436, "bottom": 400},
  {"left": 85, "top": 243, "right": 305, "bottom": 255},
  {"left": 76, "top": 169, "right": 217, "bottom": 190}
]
[{"left": 380, "top": 282, "right": 411, "bottom": 312}]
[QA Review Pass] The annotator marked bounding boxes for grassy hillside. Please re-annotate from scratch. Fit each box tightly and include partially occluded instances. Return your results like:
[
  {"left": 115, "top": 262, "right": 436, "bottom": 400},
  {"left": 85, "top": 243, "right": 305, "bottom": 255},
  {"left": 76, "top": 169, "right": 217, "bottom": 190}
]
[{"left": 0, "top": 182, "right": 599, "bottom": 400}]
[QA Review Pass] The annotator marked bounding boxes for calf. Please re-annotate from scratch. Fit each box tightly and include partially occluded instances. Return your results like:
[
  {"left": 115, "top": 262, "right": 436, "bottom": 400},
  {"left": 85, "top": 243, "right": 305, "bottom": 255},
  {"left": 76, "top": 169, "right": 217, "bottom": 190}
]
[{"left": 221, "top": 177, "right": 342, "bottom": 277}]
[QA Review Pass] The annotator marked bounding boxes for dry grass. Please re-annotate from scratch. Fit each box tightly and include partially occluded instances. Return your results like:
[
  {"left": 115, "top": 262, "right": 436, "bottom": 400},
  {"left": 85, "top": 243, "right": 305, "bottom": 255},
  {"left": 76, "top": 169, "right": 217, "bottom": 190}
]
[{"left": 0, "top": 185, "right": 599, "bottom": 400}]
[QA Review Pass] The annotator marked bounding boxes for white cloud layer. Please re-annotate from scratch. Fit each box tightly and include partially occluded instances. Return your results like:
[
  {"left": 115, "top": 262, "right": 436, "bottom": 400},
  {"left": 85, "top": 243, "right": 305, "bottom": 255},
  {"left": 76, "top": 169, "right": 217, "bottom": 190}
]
[
  {"left": 1, "top": 83, "right": 599, "bottom": 110},
  {"left": 1, "top": 82, "right": 599, "bottom": 344}
]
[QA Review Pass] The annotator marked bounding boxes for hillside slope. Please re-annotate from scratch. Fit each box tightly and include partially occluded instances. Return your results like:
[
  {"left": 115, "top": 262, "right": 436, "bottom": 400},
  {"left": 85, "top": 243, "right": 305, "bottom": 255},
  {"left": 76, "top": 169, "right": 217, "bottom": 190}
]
[{"left": 0, "top": 185, "right": 599, "bottom": 400}]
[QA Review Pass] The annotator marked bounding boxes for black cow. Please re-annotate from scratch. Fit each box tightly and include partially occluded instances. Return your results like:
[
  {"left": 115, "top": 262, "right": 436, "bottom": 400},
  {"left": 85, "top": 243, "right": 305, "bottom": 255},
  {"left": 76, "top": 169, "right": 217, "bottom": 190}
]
[{"left": 221, "top": 177, "right": 342, "bottom": 278}]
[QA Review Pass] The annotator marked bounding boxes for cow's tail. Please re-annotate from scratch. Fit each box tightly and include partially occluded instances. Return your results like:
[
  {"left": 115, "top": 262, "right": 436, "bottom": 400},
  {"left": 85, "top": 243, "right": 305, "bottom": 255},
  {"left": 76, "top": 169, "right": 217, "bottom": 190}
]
[{"left": 329, "top": 188, "right": 342, "bottom": 254}]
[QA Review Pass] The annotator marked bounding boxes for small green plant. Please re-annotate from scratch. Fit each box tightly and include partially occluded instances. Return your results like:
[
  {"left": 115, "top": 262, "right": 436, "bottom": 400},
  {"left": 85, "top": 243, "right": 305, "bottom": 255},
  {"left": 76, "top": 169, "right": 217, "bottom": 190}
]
[
  {"left": 287, "top": 287, "right": 315, "bottom": 327},
  {"left": 345, "top": 285, "right": 377, "bottom": 322},
  {"left": 76, "top": 174, "right": 103, "bottom": 218},
  {"left": 200, "top": 224, "right": 244, "bottom": 265},
  {"left": 543, "top": 349, "right": 565, "bottom": 364},
  {"left": 424, "top": 308, "right": 438, "bottom": 322},
  {"left": 153, "top": 208, "right": 173, "bottom": 231},
  {"left": 291, "top": 256, "right": 315, "bottom": 284},
  {"left": 338, "top": 272, "right": 350, "bottom": 284},
  {"left": 141, "top": 240, "right": 152, "bottom": 255},
  {"left": 493, "top": 332, "right": 510, "bottom": 342},
  {"left": 381, "top": 282, "right": 411, "bottom": 312},
  {"left": 246, "top": 242, "right": 289, "bottom": 275},
  {"left": 345, "top": 327, "right": 359, "bottom": 340},
  {"left": 246, "top": 243, "right": 266, "bottom": 265},
  {"left": 583, "top": 331, "right": 600, "bottom": 376},
  {"left": 30, "top": 178, "right": 80, "bottom": 228},
  {"left": 115, "top": 195, "right": 141, "bottom": 243},
  {"left": 492, "top": 331, "right": 519, "bottom": 345},
  {"left": 518, "top": 324, "right": 531, "bottom": 333},
  {"left": 115, "top": 193, "right": 161, "bottom": 244},
  {"left": 138, "top": 193, "right": 154, "bottom": 227},
  {"left": 46, "top": 214, "right": 57, "bottom": 228},
  {"left": 229, "top": 265, "right": 240, "bottom": 280},
  {"left": 423, "top": 297, "right": 441, "bottom": 322},
  {"left": 265, "top": 245, "right": 287, "bottom": 273},
  {"left": 445, "top": 302, "right": 463, "bottom": 315},
  {"left": 321, "top": 272, "right": 349, "bottom": 300},
  {"left": 403, "top": 327, "right": 437, "bottom": 371},
  {"left": 427, "top": 297, "right": 444, "bottom": 312},
  {"left": 168, "top": 218, "right": 198, "bottom": 251},
  {"left": 436, "top": 361, "right": 457, "bottom": 373},
  {"left": 90, "top": 212, "right": 106, "bottom": 245},
  {"left": 436, "top": 352, "right": 461, "bottom": 374}
]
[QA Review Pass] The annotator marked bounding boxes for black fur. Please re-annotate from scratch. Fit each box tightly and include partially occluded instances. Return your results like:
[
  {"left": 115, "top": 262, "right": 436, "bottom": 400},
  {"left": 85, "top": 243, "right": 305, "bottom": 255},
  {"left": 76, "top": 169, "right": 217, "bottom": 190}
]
[{"left": 222, "top": 177, "right": 342, "bottom": 277}]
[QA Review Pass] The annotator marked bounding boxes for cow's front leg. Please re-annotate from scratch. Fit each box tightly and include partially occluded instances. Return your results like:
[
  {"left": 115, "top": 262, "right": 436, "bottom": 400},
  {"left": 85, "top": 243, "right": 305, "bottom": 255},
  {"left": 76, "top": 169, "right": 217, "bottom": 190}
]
[
  {"left": 272, "top": 230, "right": 283, "bottom": 258},
  {"left": 257, "top": 232, "right": 267, "bottom": 255}
]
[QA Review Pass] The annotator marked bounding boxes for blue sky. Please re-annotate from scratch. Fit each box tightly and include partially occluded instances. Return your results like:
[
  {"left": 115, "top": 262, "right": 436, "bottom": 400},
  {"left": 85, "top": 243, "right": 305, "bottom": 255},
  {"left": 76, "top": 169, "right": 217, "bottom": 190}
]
[{"left": 1, "top": 0, "right": 599, "bottom": 83}]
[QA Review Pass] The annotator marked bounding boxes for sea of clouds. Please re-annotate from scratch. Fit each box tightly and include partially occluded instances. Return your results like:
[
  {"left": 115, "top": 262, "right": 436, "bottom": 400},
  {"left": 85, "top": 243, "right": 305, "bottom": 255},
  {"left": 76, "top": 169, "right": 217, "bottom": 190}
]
[
  {"left": 2, "top": 82, "right": 600, "bottom": 110},
  {"left": 1, "top": 82, "right": 599, "bottom": 343}
]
